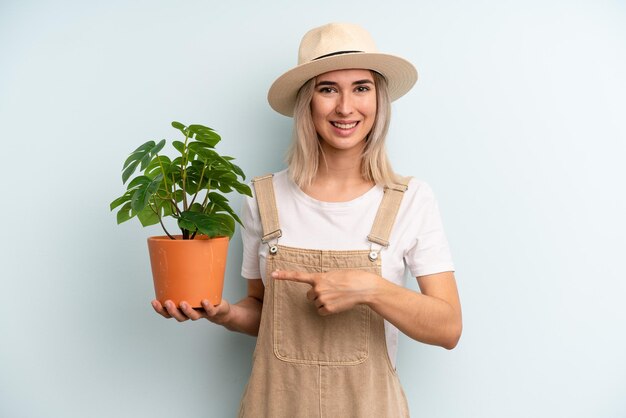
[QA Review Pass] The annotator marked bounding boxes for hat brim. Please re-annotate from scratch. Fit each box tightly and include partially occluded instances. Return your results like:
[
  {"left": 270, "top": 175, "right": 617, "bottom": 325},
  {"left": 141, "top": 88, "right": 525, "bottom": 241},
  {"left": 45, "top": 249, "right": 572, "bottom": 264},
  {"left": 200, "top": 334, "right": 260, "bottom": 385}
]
[{"left": 267, "top": 52, "right": 418, "bottom": 117}]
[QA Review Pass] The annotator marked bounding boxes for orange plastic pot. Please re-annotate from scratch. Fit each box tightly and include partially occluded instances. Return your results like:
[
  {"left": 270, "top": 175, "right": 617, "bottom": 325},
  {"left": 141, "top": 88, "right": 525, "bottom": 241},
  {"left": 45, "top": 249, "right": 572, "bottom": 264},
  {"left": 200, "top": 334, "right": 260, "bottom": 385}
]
[{"left": 147, "top": 235, "right": 229, "bottom": 308}]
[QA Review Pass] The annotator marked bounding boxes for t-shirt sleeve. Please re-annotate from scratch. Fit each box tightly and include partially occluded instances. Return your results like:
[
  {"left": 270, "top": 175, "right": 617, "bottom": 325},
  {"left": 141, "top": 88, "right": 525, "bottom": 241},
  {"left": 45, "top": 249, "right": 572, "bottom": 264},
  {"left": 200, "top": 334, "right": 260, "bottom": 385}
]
[
  {"left": 240, "top": 192, "right": 263, "bottom": 279},
  {"left": 404, "top": 182, "right": 455, "bottom": 277}
]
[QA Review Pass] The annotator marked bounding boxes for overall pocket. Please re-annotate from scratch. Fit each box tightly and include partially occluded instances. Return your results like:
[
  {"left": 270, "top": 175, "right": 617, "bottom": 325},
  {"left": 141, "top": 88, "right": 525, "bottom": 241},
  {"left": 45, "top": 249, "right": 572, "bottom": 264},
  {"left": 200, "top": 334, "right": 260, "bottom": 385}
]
[{"left": 271, "top": 256, "right": 371, "bottom": 365}]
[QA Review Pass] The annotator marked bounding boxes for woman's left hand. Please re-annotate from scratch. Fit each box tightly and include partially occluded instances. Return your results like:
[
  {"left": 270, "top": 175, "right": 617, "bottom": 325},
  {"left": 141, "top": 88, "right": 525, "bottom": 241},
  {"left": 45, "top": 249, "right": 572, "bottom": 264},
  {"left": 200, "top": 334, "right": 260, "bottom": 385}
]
[{"left": 271, "top": 269, "right": 379, "bottom": 315}]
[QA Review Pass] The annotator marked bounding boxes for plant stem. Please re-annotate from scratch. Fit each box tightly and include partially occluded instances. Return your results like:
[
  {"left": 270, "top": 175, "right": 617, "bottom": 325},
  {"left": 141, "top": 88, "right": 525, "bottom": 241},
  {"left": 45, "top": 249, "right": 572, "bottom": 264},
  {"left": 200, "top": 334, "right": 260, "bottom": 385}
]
[
  {"left": 170, "top": 199, "right": 181, "bottom": 215},
  {"left": 155, "top": 154, "right": 184, "bottom": 217},
  {"left": 201, "top": 191, "right": 212, "bottom": 212},
  {"left": 181, "top": 131, "right": 190, "bottom": 211},
  {"left": 160, "top": 218, "right": 175, "bottom": 240},
  {"left": 157, "top": 154, "right": 169, "bottom": 191},
  {"left": 150, "top": 197, "right": 175, "bottom": 239},
  {"left": 168, "top": 171, "right": 183, "bottom": 216},
  {"left": 189, "top": 191, "right": 198, "bottom": 207},
  {"left": 205, "top": 202, "right": 215, "bottom": 215},
  {"left": 190, "top": 161, "right": 209, "bottom": 207}
]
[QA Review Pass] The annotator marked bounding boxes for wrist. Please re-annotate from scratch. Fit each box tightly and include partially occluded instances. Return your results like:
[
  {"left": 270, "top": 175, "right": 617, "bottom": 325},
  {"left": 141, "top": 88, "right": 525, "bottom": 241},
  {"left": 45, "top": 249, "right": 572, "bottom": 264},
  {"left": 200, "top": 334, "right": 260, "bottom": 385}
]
[
  {"left": 220, "top": 302, "right": 237, "bottom": 326},
  {"left": 363, "top": 272, "right": 388, "bottom": 308}
]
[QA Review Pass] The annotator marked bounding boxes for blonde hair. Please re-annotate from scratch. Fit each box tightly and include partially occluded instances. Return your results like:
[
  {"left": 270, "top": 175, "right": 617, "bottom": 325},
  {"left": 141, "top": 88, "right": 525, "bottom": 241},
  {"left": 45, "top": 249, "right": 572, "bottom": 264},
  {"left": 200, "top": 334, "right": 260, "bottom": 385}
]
[{"left": 287, "top": 71, "right": 398, "bottom": 188}]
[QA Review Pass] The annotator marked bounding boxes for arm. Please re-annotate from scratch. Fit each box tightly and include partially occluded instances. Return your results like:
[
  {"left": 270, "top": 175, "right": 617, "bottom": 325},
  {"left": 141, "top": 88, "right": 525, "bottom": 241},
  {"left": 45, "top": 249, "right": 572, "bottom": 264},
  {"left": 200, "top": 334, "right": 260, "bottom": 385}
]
[
  {"left": 367, "top": 271, "right": 462, "bottom": 350},
  {"left": 271, "top": 270, "right": 462, "bottom": 349},
  {"left": 151, "top": 278, "right": 265, "bottom": 337}
]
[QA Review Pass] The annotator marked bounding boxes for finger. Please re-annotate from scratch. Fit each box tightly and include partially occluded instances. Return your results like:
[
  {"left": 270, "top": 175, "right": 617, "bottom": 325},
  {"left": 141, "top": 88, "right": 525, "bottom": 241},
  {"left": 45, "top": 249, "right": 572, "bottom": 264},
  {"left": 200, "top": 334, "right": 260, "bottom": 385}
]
[
  {"left": 163, "top": 300, "right": 188, "bottom": 322},
  {"left": 201, "top": 299, "right": 231, "bottom": 325},
  {"left": 306, "top": 288, "right": 318, "bottom": 301},
  {"left": 271, "top": 270, "right": 316, "bottom": 285},
  {"left": 151, "top": 300, "right": 172, "bottom": 318},
  {"left": 201, "top": 299, "right": 223, "bottom": 316},
  {"left": 311, "top": 297, "right": 329, "bottom": 315},
  {"left": 314, "top": 297, "right": 332, "bottom": 315},
  {"left": 179, "top": 301, "right": 205, "bottom": 321},
  {"left": 317, "top": 306, "right": 331, "bottom": 316}
]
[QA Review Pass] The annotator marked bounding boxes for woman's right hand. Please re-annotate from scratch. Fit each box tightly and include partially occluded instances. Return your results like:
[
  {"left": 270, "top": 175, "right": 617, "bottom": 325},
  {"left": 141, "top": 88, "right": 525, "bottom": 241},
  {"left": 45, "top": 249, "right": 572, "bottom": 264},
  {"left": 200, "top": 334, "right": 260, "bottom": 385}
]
[
  {"left": 151, "top": 299, "right": 232, "bottom": 325},
  {"left": 150, "top": 279, "right": 265, "bottom": 336}
]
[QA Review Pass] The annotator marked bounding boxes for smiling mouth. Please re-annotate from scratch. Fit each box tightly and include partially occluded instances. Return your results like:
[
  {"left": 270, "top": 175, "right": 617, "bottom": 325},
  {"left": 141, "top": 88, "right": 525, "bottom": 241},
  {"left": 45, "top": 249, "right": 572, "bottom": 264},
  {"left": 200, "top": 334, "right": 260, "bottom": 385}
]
[{"left": 331, "top": 121, "right": 358, "bottom": 129}]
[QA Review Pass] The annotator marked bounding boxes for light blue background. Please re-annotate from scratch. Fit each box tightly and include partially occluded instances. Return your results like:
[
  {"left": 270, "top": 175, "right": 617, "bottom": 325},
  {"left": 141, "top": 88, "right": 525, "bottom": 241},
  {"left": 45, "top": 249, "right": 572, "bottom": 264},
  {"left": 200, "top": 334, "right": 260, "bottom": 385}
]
[{"left": 1, "top": 1, "right": 625, "bottom": 417}]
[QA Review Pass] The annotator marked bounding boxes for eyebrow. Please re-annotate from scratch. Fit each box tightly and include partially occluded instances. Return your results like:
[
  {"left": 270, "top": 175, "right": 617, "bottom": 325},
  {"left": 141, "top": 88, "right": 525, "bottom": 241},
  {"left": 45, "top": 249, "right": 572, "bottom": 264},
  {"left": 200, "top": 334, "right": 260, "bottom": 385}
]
[{"left": 315, "top": 79, "right": 374, "bottom": 87}]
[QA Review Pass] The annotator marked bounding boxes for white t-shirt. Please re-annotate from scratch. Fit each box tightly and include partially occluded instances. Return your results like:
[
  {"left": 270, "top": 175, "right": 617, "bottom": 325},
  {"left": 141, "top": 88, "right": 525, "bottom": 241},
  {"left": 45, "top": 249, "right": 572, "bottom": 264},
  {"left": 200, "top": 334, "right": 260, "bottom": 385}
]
[{"left": 240, "top": 169, "right": 454, "bottom": 366}]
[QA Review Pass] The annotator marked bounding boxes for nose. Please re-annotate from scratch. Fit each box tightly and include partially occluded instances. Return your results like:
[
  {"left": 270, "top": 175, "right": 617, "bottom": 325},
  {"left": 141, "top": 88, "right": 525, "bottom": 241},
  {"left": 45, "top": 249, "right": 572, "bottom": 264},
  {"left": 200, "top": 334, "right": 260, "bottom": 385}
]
[{"left": 335, "top": 93, "right": 353, "bottom": 116}]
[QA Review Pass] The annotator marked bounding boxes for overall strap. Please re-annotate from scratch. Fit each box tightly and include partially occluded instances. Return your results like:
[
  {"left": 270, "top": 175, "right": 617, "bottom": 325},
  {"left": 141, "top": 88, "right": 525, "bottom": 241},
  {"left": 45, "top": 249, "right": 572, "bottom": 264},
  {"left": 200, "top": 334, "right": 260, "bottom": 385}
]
[
  {"left": 251, "top": 174, "right": 282, "bottom": 243},
  {"left": 367, "top": 176, "right": 411, "bottom": 247}
]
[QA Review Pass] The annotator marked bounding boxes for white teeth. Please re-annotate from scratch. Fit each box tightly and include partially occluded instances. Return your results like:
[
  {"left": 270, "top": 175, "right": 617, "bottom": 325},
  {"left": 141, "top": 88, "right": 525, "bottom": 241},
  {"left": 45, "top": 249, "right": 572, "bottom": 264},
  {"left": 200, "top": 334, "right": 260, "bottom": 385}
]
[{"left": 332, "top": 122, "right": 358, "bottom": 129}]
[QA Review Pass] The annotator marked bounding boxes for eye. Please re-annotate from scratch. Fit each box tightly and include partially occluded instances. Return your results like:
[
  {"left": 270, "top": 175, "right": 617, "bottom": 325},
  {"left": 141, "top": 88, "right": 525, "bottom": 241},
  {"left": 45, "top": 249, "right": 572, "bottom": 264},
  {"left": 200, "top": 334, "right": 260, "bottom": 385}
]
[
  {"left": 318, "top": 87, "right": 336, "bottom": 94},
  {"left": 355, "top": 85, "right": 371, "bottom": 93}
]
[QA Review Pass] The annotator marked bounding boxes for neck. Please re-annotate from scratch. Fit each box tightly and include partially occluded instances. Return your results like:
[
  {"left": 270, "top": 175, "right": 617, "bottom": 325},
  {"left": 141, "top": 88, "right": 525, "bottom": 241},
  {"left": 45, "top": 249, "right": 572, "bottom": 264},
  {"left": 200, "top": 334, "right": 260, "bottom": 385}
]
[
  {"left": 302, "top": 145, "right": 374, "bottom": 202},
  {"left": 316, "top": 157, "right": 362, "bottom": 182},
  {"left": 316, "top": 140, "right": 365, "bottom": 181}
]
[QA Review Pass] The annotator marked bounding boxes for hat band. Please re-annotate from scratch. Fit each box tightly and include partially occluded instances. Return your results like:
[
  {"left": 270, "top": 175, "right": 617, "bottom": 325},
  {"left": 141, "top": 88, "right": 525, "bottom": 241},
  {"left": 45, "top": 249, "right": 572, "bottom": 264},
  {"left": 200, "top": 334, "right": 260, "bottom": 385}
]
[{"left": 312, "top": 50, "right": 363, "bottom": 61}]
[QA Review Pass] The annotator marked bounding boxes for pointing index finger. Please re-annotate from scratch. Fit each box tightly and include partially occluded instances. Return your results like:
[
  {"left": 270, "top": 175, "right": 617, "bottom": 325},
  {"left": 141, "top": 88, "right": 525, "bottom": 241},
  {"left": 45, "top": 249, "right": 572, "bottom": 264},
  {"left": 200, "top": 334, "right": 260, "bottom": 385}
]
[{"left": 271, "top": 270, "right": 316, "bottom": 285}]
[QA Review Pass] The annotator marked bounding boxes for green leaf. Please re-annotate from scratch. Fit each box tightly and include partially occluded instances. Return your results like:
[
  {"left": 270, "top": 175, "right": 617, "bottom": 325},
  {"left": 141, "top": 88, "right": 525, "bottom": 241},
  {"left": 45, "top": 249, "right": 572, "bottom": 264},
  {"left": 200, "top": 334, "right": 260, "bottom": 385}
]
[
  {"left": 173, "top": 189, "right": 185, "bottom": 203},
  {"left": 195, "top": 134, "right": 220, "bottom": 147},
  {"left": 121, "top": 139, "right": 166, "bottom": 184},
  {"left": 152, "top": 139, "right": 166, "bottom": 156},
  {"left": 126, "top": 175, "right": 151, "bottom": 190},
  {"left": 188, "top": 124, "right": 221, "bottom": 146},
  {"left": 207, "top": 192, "right": 228, "bottom": 204},
  {"left": 137, "top": 204, "right": 160, "bottom": 227},
  {"left": 123, "top": 141, "right": 154, "bottom": 168},
  {"left": 171, "top": 122, "right": 189, "bottom": 139},
  {"left": 207, "top": 170, "right": 250, "bottom": 196},
  {"left": 122, "top": 157, "right": 148, "bottom": 185},
  {"left": 116, "top": 201, "right": 135, "bottom": 224},
  {"left": 189, "top": 202, "right": 204, "bottom": 213},
  {"left": 161, "top": 200, "right": 175, "bottom": 217},
  {"left": 131, "top": 174, "right": 163, "bottom": 212},
  {"left": 183, "top": 170, "right": 202, "bottom": 195},
  {"left": 145, "top": 155, "right": 172, "bottom": 179},
  {"left": 187, "top": 124, "right": 214, "bottom": 131},
  {"left": 172, "top": 140, "right": 185, "bottom": 154},
  {"left": 178, "top": 211, "right": 235, "bottom": 238},
  {"left": 188, "top": 142, "right": 221, "bottom": 161},
  {"left": 110, "top": 191, "right": 132, "bottom": 211},
  {"left": 229, "top": 161, "right": 245, "bottom": 179},
  {"left": 232, "top": 182, "right": 252, "bottom": 196},
  {"left": 204, "top": 169, "right": 233, "bottom": 182},
  {"left": 139, "top": 152, "right": 153, "bottom": 172},
  {"left": 210, "top": 197, "right": 243, "bottom": 226},
  {"left": 141, "top": 139, "right": 165, "bottom": 170},
  {"left": 146, "top": 155, "right": 172, "bottom": 169},
  {"left": 177, "top": 215, "right": 197, "bottom": 233},
  {"left": 215, "top": 183, "right": 233, "bottom": 193},
  {"left": 219, "top": 171, "right": 237, "bottom": 180}
]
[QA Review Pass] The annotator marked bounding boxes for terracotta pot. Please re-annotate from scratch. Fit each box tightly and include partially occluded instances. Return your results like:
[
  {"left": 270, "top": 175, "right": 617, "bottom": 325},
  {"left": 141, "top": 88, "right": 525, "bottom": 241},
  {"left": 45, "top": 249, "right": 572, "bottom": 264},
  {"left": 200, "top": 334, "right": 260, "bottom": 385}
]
[{"left": 147, "top": 235, "right": 229, "bottom": 308}]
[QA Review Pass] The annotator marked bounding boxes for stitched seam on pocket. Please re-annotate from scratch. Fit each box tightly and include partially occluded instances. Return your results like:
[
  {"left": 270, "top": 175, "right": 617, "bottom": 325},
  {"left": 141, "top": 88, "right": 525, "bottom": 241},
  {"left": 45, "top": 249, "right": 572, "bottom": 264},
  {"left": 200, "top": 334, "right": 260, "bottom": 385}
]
[{"left": 273, "top": 280, "right": 370, "bottom": 365}]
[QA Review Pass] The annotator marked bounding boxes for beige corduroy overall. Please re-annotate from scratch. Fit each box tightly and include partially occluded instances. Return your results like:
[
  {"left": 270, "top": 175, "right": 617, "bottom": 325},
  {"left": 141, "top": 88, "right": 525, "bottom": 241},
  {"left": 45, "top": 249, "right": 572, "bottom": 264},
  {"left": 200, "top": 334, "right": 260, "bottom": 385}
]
[{"left": 238, "top": 174, "right": 411, "bottom": 418}]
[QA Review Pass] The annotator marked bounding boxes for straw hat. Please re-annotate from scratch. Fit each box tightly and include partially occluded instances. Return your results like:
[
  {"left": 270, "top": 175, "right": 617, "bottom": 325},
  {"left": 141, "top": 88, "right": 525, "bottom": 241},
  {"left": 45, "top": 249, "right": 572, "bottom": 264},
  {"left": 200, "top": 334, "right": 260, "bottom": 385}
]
[{"left": 267, "top": 23, "right": 418, "bottom": 117}]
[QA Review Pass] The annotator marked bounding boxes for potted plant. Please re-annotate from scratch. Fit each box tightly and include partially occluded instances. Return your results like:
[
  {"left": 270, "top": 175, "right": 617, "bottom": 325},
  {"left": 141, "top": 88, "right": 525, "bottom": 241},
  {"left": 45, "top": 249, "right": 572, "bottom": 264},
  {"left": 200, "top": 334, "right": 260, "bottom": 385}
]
[{"left": 110, "top": 121, "right": 252, "bottom": 307}]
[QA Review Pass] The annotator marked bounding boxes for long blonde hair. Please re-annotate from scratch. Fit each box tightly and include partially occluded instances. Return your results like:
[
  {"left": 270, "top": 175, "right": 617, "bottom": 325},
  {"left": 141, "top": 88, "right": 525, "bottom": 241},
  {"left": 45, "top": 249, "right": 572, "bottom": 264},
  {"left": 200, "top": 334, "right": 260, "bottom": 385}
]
[{"left": 287, "top": 71, "right": 398, "bottom": 188}]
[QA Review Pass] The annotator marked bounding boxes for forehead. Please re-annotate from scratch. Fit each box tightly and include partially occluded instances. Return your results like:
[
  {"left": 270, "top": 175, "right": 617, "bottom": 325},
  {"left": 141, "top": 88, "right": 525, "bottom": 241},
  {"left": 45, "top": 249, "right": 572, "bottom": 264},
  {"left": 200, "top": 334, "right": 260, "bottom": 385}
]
[{"left": 315, "top": 69, "right": 375, "bottom": 82}]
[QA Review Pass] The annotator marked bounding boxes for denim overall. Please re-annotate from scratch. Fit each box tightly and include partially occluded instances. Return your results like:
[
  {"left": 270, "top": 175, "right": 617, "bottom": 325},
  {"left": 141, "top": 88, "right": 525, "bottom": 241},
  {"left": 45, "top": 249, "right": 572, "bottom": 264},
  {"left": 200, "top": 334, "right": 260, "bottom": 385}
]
[{"left": 238, "top": 174, "right": 411, "bottom": 417}]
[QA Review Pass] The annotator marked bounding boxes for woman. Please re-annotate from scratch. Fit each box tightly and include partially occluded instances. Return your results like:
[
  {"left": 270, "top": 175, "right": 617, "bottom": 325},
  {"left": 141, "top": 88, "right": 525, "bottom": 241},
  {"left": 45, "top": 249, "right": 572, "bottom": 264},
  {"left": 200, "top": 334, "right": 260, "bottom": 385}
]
[{"left": 153, "top": 22, "right": 462, "bottom": 417}]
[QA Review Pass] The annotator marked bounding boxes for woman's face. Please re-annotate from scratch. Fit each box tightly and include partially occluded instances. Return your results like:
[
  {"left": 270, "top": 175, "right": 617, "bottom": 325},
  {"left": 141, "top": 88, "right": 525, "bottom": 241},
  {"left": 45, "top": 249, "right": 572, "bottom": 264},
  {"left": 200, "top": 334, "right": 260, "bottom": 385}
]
[{"left": 310, "top": 69, "right": 377, "bottom": 154}]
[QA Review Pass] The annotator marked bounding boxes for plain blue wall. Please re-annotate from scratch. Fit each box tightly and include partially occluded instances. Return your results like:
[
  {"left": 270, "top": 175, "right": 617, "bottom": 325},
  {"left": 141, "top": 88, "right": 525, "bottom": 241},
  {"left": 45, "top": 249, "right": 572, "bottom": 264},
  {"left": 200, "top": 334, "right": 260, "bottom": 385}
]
[{"left": 1, "top": 1, "right": 625, "bottom": 417}]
